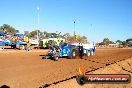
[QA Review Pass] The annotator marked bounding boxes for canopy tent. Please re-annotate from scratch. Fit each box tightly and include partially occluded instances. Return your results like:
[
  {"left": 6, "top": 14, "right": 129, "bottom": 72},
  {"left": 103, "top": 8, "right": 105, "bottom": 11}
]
[{"left": 0, "top": 32, "right": 4, "bottom": 35}]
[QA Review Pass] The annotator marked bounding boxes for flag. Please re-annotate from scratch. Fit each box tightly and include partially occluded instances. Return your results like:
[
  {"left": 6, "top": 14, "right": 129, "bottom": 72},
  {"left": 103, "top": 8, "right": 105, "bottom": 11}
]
[{"left": 75, "top": 34, "right": 78, "bottom": 40}]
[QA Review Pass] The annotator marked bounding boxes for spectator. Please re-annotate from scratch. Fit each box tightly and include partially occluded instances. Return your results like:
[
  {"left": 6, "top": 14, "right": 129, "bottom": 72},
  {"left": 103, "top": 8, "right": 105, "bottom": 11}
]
[
  {"left": 26, "top": 41, "right": 31, "bottom": 51},
  {"left": 78, "top": 43, "right": 84, "bottom": 59}
]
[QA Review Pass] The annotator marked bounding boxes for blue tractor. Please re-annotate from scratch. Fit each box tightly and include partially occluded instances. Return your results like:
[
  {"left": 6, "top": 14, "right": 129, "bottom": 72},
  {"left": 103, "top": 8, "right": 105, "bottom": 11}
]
[{"left": 43, "top": 43, "right": 78, "bottom": 61}]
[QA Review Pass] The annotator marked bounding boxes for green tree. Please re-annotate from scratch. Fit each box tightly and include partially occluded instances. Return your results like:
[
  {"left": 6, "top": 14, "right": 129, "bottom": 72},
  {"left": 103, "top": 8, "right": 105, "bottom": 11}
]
[
  {"left": 30, "top": 30, "right": 37, "bottom": 37},
  {"left": 15, "top": 30, "right": 19, "bottom": 33},
  {"left": 126, "top": 38, "right": 132, "bottom": 43},
  {"left": 63, "top": 33, "right": 70, "bottom": 39},
  {"left": 103, "top": 38, "right": 110, "bottom": 46},
  {"left": 116, "top": 40, "right": 123, "bottom": 47},
  {"left": 0, "top": 24, "right": 16, "bottom": 34},
  {"left": 0, "top": 28, "right": 3, "bottom": 32},
  {"left": 126, "top": 38, "right": 132, "bottom": 47},
  {"left": 116, "top": 40, "right": 122, "bottom": 44},
  {"left": 122, "top": 41, "right": 127, "bottom": 47},
  {"left": 109, "top": 41, "right": 115, "bottom": 44},
  {"left": 24, "top": 31, "right": 30, "bottom": 37},
  {"left": 78, "top": 35, "right": 87, "bottom": 43}
]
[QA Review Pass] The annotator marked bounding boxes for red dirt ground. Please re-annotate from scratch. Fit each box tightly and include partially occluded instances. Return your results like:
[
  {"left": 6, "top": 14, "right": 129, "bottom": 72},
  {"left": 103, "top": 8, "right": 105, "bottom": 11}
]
[{"left": 0, "top": 48, "right": 132, "bottom": 88}]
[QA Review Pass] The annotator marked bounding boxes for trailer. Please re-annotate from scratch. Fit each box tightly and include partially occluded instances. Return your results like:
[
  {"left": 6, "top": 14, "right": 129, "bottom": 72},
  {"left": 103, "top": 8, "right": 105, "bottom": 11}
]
[{"left": 71, "top": 43, "right": 96, "bottom": 56}]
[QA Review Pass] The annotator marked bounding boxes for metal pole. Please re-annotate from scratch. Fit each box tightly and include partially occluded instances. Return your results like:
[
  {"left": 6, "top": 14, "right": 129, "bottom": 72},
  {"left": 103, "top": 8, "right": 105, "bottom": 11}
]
[
  {"left": 74, "top": 20, "right": 75, "bottom": 36},
  {"left": 37, "top": 7, "right": 39, "bottom": 41},
  {"left": 74, "top": 20, "right": 76, "bottom": 43}
]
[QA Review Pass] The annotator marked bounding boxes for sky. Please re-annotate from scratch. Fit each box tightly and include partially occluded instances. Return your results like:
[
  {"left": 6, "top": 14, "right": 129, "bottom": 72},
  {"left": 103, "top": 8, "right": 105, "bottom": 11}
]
[{"left": 0, "top": 0, "right": 132, "bottom": 43}]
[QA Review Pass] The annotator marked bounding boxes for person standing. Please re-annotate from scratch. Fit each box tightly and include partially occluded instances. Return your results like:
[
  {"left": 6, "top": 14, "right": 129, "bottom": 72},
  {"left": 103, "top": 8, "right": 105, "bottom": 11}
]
[
  {"left": 78, "top": 43, "right": 84, "bottom": 59},
  {"left": 26, "top": 41, "right": 31, "bottom": 51}
]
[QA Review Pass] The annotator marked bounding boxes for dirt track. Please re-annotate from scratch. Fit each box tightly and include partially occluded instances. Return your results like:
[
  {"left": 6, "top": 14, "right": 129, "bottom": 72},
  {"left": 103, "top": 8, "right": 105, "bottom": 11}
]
[
  {"left": 0, "top": 48, "right": 132, "bottom": 88},
  {"left": 49, "top": 57, "right": 132, "bottom": 88}
]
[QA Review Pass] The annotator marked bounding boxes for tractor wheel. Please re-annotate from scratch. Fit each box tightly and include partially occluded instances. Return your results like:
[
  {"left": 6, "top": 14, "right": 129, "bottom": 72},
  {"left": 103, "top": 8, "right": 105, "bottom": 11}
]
[
  {"left": 11, "top": 45, "right": 16, "bottom": 49},
  {"left": 69, "top": 49, "right": 77, "bottom": 59},
  {"left": 53, "top": 52, "right": 59, "bottom": 61},
  {"left": 90, "top": 50, "right": 94, "bottom": 56},
  {"left": 42, "top": 57, "right": 45, "bottom": 59},
  {"left": 87, "top": 51, "right": 91, "bottom": 57},
  {"left": 19, "top": 45, "right": 25, "bottom": 50},
  {"left": 53, "top": 56, "right": 59, "bottom": 61}
]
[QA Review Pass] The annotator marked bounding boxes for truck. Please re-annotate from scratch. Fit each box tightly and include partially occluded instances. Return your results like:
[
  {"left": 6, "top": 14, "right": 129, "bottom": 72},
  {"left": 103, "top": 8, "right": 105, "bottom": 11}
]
[
  {"left": 0, "top": 39, "right": 12, "bottom": 47},
  {"left": 71, "top": 43, "right": 96, "bottom": 56},
  {"left": 29, "top": 38, "right": 39, "bottom": 49},
  {"left": 10, "top": 34, "right": 27, "bottom": 50},
  {"left": 11, "top": 41, "right": 27, "bottom": 50}
]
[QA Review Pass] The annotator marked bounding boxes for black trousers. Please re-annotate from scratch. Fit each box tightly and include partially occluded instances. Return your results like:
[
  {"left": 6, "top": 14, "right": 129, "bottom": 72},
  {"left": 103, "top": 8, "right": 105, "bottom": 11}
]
[{"left": 79, "top": 50, "right": 83, "bottom": 58}]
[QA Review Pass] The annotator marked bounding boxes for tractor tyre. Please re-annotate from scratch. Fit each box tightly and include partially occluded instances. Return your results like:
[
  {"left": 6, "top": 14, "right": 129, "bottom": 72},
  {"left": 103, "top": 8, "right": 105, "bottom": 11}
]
[
  {"left": 90, "top": 50, "right": 94, "bottom": 56},
  {"left": 11, "top": 45, "right": 16, "bottom": 49},
  {"left": 53, "top": 56, "right": 59, "bottom": 61},
  {"left": 19, "top": 45, "right": 25, "bottom": 50},
  {"left": 87, "top": 51, "right": 91, "bottom": 57},
  {"left": 69, "top": 49, "right": 77, "bottom": 59}
]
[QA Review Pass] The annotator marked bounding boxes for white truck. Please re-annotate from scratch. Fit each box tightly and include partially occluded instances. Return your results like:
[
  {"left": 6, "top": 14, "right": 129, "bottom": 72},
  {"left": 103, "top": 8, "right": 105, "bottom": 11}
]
[
  {"left": 29, "top": 38, "right": 39, "bottom": 49},
  {"left": 71, "top": 43, "right": 96, "bottom": 56}
]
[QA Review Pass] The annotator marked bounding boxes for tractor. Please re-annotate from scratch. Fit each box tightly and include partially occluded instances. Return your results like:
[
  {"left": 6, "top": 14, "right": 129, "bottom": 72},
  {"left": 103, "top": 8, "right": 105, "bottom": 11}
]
[{"left": 42, "top": 43, "right": 78, "bottom": 61}]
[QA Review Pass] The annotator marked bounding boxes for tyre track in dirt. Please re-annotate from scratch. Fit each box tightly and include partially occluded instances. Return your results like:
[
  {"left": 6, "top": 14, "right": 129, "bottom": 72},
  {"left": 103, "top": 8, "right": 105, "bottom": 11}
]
[
  {"left": 47, "top": 57, "right": 132, "bottom": 88},
  {"left": 39, "top": 49, "right": 132, "bottom": 88},
  {"left": 39, "top": 57, "right": 132, "bottom": 88}
]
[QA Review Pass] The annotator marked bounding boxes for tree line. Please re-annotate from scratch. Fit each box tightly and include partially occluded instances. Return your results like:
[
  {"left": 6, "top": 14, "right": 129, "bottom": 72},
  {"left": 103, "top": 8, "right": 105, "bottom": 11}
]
[
  {"left": 98, "top": 38, "right": 132, "bottom": 47},
  {"left": 0, "top": 24, "right": 131, "bottom": 46},
  {"left": 0, "top": 24, "right": 87, "bottom": 43}
]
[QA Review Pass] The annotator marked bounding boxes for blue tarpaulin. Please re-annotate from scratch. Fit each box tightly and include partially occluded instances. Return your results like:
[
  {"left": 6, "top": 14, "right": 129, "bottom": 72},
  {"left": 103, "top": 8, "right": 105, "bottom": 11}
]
[
  {"left": 16, "top": 34, "right": 25, "bottom": 36},
  {"left": 0, "top": 32, "right": 4, "bottom": 35}
]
